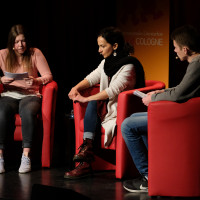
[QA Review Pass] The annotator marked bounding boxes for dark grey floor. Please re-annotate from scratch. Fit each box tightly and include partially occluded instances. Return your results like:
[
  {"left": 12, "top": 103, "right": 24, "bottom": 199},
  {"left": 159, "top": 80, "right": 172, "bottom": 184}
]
[
  {"left": 0, "top": 167, "right": 144, "bottom": 200},
  {"left": 1, "top": 166, "right": 200, "bottom": 200}
]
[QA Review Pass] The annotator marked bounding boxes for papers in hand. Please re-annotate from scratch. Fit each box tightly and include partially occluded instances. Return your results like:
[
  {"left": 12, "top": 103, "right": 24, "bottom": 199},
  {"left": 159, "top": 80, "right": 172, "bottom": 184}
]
[
  {"left": 133, "top": 90, "right": 147, "bottom": 98},
  {"left": 4, "top": 71, "right": 28, "bottom": 80}
]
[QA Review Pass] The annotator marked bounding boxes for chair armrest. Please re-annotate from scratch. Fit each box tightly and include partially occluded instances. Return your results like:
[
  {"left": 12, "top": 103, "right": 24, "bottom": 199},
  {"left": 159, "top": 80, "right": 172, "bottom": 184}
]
[
  {"left": 0, "top": 83, "right": 4, "bottom": 93},
  {"left": 41, "top": 81, "right": 58, "bottom": 124},
  {"left": 41, "top": 80, "right": 58, "bottom": 161},
  {"left": 148, "top": 97, "right": 200, "bottom": 131},
  {"left": 117, "top": 79, "right": 165, "bottom": 126},
  {"left": 148, "top": 98, "right": 200, "bottom": 166},
  {"left": 73, "top": 84, "right": 100, "bottom": 130},
  {"left": 145, "top": 80, "right": 166, "bottom": 88},
  {"left": 117, "top": 89, "right": 146, "bottom": 126},
  {"left": 73, "top": 84, "right": 100, "bottom": 149}
]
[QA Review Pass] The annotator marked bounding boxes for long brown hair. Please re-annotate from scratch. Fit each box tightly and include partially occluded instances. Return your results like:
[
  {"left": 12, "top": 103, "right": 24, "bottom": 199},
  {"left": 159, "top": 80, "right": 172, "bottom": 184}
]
[{"left": 6, "top": 24, "right": 33, "bottom": 72}]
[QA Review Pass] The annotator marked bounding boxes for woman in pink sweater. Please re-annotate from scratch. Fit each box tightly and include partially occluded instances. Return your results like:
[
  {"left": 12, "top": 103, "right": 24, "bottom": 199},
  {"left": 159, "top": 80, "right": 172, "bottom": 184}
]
[{"left": 0, "top": 24, "right": 52, "bottom": 173}]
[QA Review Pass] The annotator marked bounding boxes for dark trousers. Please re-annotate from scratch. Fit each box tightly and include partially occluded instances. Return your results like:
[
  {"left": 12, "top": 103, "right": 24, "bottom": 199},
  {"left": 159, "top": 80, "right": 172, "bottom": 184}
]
[{"left": 0, "top": 96, "right": 41, "bottom": 149}]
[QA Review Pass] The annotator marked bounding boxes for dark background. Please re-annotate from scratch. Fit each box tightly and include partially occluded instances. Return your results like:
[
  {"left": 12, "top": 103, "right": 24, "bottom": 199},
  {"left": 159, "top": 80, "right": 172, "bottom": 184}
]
[{"left": 1, "top": 0, "right": 200, "bottom": 167}]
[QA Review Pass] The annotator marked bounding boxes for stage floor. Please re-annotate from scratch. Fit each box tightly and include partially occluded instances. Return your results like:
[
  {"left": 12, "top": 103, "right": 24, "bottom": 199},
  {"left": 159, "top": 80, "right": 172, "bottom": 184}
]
[{"left": 0, "top": 166, "right": 199, "bottom": 200}]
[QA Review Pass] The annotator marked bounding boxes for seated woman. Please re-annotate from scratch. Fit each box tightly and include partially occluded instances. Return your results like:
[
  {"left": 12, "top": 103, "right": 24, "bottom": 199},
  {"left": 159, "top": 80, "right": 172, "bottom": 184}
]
[
  {"left": 64, "top": 26, "right": 145, "bottom": 179},
  {"left": 0, "top": 24, "right": 53, "bottom": 173}
]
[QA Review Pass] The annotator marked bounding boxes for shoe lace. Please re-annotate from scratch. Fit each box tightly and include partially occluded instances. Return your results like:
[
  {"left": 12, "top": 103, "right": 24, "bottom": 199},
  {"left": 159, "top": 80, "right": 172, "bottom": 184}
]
[
  {"left": 22, "top": 156, "right": 30, "bottom": 165},
  {"left": 75, "top": 162, "right": 86, "bottom": 170},
  {"left": 77, "top": 140, "right": 87, "bottom": 152}
]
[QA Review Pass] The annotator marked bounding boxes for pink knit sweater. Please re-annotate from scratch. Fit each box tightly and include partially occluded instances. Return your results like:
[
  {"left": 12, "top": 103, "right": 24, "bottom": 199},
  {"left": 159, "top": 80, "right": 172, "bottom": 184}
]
[{"left": 0, "top": 48, "right": 52, "bottom": 97}]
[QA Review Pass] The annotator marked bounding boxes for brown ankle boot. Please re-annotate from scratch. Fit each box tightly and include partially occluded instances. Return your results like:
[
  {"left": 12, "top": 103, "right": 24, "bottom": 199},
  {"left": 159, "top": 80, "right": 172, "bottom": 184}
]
[
  {"left": 73, "top": 139, "right": 94, "bottom": 162},
  {"left": 64, "top": 162, "right": 93, "bottom": 179}
]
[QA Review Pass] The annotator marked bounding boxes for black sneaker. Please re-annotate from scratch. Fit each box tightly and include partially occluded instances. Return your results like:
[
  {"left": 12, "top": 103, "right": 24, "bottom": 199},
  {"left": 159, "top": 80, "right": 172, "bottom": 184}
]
[{"left": 123, "top": 177, "right": 148, "bottom": 193}]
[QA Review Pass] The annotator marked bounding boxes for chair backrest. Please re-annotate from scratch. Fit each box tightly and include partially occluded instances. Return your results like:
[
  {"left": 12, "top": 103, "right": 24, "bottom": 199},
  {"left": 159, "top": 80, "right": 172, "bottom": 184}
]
[
  {"left": 117, "top": 80, "right": 166, "bottom": 125},
  {"left": 115, "top": 80, "right": 166, "bottom": 179}
]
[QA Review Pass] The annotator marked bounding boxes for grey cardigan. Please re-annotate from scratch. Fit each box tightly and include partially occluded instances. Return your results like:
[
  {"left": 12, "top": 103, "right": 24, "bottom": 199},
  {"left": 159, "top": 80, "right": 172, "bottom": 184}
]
[{"left": 152, "top": 55, "right": 200, "bottom": 102}]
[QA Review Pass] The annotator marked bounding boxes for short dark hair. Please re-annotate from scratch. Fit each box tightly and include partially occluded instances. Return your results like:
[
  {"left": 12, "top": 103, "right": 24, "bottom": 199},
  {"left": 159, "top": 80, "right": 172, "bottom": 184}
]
[{"left": 171, "top": 25, "right": 200, "bottom": 53}]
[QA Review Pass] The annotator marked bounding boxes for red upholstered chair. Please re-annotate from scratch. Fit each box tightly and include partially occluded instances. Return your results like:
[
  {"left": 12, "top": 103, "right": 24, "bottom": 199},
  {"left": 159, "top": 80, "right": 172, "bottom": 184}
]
[
  {"left": 0, "top": 81, "right": 58, "bottom": 167},
  {"left": 73, "top": 80, "right": 165, "bottom": 179},
  {"left": 148, "top": 97, "right": 200, "bottom": 197}
]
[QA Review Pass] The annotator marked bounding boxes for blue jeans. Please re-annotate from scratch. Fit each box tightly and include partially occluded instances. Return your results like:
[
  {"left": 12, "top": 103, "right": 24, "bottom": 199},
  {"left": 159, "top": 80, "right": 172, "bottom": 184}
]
[
  {"left": 83, "top": 100, "right": 98, "bottom": 140},
  {"left": 0, "top": 96, "right": 41, "bottom": 149},
  {"left": 121, "top": 112, "right": 148, "bottom": 177}
]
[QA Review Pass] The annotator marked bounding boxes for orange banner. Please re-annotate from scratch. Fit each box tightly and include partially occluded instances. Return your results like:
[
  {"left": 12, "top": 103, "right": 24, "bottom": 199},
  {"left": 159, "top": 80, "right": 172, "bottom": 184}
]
[{"left": 117, "top": 0, "right": 169, "bottom": 87}]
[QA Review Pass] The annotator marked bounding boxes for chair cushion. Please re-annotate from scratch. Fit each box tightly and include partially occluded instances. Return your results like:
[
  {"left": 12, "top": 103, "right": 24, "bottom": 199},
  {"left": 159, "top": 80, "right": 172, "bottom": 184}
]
[{"left": 15, "top": 114, "right": 22, "bottom": 126}]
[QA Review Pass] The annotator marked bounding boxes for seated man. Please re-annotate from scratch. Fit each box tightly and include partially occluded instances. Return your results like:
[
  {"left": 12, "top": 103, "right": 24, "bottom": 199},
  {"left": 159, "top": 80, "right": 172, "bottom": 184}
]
[{"left": 121, "top": 24, "right": 200, "bottom": 192}]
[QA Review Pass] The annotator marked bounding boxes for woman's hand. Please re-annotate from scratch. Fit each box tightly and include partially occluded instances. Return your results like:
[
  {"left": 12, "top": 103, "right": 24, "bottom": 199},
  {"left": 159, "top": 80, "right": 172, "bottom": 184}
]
[
  {"left": 24, "top": 76, "right": 37, "bottom": 86},
  {"left": 73, "top": 94, "right": 88, "bottom": 103},
  {"left": 68, "top": 87, "right": 80, "bottom": 100},
  {"left": 1, "top": 76, "right": 14, "bottom": 84}
]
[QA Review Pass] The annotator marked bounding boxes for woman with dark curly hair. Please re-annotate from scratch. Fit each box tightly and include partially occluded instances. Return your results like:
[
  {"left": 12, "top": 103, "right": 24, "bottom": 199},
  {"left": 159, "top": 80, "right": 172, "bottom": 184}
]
[{"left": 64, "top": 26, "right": 145, "bottom": 179}]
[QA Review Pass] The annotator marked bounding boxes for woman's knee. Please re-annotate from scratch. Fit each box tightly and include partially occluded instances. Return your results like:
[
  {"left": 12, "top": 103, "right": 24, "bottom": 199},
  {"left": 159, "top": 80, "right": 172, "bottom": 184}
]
[
  {"left": 84, "top": 100, "right": 98, "bottom": 121},
  {"left": 19, "top": 110, "right": 37, "bottom": 123},
  {"left": 87, "top": 100, "right": 97, "bottom": 111},
  {"left": 19, "top": 103, "right": 41, "bottom": 118},
  {"left": 19, "top": 97, "right": 41, "bottom": 114}
]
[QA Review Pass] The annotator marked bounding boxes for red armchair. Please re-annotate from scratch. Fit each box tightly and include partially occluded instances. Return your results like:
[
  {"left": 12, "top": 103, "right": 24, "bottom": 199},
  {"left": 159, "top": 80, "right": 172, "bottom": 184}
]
[
  {"left": 73, "top": 80, "right": 165, "bottom": 179},
  {"left": 0, "top": 81, "right": 58, "bottom": 167},
  {"left": 148, "top": 97, "right": 200, "bottom": 197}
]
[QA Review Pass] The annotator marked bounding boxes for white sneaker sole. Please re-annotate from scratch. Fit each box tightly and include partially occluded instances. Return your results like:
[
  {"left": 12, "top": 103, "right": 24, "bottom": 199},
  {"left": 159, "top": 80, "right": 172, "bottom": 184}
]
[
  {"left": 0, "top": 169, "right": 5, "bottom": 174},
  {"left": 123, "top": 185, "right": 148, "bottom": 193},
  {"left": 19, "top": 169, "right": 31, "bottom": 173}
]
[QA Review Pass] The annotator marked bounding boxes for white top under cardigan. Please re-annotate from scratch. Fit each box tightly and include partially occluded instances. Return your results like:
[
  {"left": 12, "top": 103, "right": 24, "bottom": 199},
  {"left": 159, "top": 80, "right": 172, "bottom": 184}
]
[{"left": 85, "top": 59, "right": 136, "bottom": 147}]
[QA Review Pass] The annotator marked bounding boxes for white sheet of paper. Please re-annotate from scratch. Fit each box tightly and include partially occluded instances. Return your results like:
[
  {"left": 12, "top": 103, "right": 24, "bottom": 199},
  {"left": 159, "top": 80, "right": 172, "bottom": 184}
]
[
  {"left": 4, "top": 71, "right": 28, "bottom": 80},
  {"left": 133, "top": 90, "right": 147, "bottom": 98}
]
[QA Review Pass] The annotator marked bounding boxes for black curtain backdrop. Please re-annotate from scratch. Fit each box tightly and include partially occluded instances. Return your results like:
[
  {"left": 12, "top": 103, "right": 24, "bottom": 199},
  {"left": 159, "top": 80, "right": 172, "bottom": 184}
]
[
  {"left": 169, "top": 0, "right": 200, "bottom": 87},
  {"left": 1, "top": 0, "right": 200, "bottom": 167},
  {"left": 1, "top": 0, "right": 116, "bottom": 111},
  {"left": 0, "top": 0, "right": 116, "bottom": 166}
]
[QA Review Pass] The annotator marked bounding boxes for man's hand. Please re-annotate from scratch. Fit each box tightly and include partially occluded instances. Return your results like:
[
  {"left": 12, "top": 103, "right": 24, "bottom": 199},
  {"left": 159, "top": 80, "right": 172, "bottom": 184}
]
[
  {"left": 142, "top": 94, "right": 152, "bottom": 106},
  {"left": 142, "top": 89, "right": 165, "bottom": 106}
]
